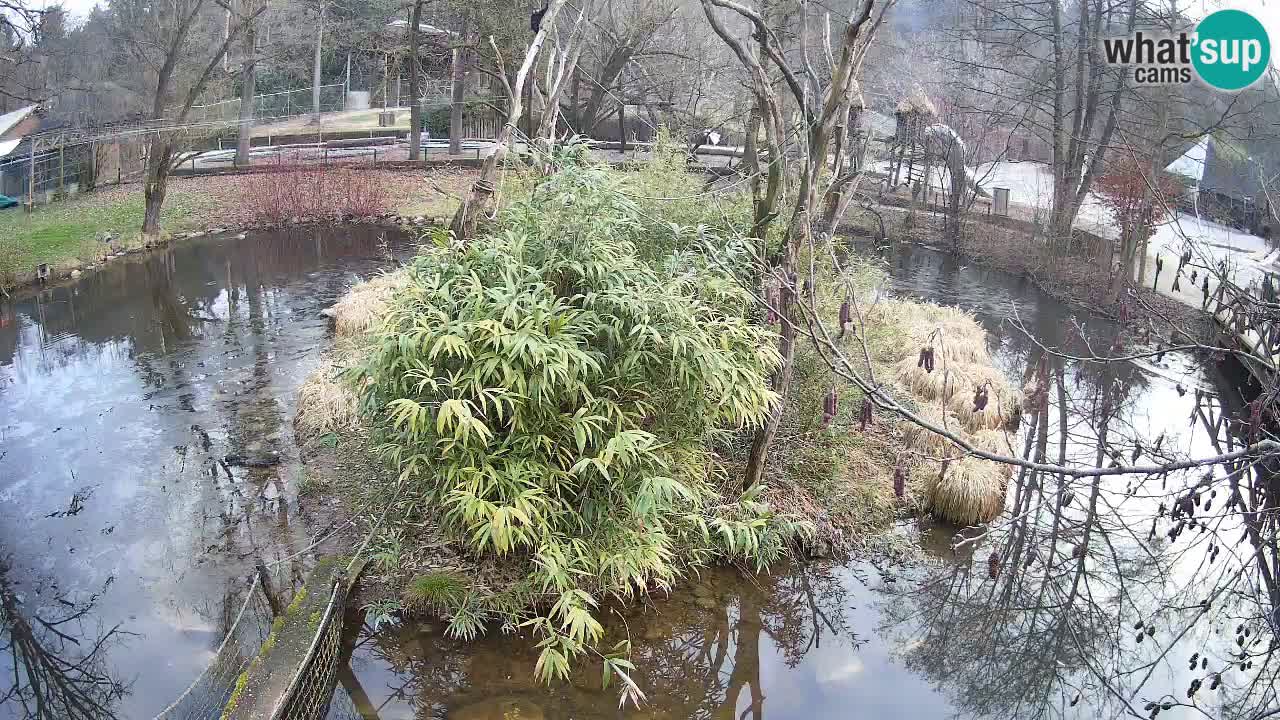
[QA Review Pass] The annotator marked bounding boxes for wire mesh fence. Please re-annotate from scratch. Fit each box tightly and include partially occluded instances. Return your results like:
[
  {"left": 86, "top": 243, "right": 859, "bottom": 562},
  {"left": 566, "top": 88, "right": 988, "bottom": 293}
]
[
  {"left": 271, "top": 581, "right": 347, "bottom": 720},
  {"left": 153, "top": 575, "right": 277, "bottom": 720},
  {"left": 187, "top": 85, "right": 347, "bottom": 125},
  {"left": 0, "top": 142, "right": 99, "bottom": 203}
]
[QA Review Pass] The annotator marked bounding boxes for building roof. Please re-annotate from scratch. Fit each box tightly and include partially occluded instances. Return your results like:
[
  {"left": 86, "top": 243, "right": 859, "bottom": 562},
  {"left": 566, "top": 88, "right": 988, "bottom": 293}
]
[
  {"left": 1198, "top": 135, "right": 1280, "bottom": 202},
  {"left": 0, "top": 105, "right": 38, "bottom": 140},
  {"left": 1165, "top": 136, "right": 1208, "bottom": 182},
  {"left": 384, "top": 19, "right": 455, "bottom": 37},
  {"left": 0, "top": 138, "right": 21, "bottom": 159}
]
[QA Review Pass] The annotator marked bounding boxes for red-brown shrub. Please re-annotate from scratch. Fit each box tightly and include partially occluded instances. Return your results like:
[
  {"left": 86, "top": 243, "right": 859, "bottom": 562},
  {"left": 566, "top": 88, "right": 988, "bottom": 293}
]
[
  {"left": 1094, "top": 155, "right": 1185, "bottom": 236},
  {"left": 238, "top": 157, "right": 389, "bottom": 224}
]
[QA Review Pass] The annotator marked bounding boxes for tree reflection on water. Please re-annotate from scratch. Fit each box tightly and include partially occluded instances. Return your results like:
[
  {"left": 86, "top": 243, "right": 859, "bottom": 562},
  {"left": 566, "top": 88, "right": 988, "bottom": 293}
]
[
  {"left": 875, "top": 347, "right": 1280, "bottom": 720},
  {"left": 337, "top": 563, "right": 863, "bottom": 720},
  {"left": 0, "top": 558, "right": 130, "bottom": 719}
]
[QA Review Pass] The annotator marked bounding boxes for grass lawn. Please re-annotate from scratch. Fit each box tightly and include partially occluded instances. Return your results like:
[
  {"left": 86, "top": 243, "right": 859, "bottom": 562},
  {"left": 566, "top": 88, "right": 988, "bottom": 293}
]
[
  {"left": 0, "top": 167, "right": 475, "bottom": 291},
  {"left": 0, "top": 184, "right": 222, "bottom": 287}
]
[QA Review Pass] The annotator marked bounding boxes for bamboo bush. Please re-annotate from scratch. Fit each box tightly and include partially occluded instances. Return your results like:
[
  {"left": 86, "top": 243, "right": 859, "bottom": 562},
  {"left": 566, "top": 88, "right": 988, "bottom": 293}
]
[{"left": 351, "top": 164, "right": 809, "bottom": 682}]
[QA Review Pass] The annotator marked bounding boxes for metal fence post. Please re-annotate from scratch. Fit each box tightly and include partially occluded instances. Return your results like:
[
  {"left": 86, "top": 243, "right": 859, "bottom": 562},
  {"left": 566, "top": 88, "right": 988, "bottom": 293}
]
[{"left": 27, "top": 141, "right": 35, "bottom": 207}]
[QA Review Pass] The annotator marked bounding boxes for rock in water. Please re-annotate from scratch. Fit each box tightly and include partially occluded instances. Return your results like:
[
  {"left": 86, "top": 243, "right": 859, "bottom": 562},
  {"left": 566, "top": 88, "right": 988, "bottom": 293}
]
[{"left": 224, "top": 451, "right": 281, "bottom": 468}]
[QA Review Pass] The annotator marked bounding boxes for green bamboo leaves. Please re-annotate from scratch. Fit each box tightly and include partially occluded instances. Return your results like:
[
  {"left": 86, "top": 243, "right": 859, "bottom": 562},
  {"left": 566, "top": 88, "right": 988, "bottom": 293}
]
[{"left": 354, "top": 161, "right": 806, "bottom": 689}]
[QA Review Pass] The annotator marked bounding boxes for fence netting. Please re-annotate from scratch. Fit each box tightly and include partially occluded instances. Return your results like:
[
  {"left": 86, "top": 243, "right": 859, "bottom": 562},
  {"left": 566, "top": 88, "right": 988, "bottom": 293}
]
[
  {"left": 153, "top": 575, "right": 276, "bottom": 720},
  {"left": 187, "top": 85, "right": 347, "bottom": 125},
  {"left": 271, "top": 581, "right": 347, "bottom": 720}
]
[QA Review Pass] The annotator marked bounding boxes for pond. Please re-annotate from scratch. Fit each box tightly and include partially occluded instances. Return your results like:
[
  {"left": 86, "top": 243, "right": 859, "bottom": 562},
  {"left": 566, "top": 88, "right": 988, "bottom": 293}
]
[
  {"left": 0, "top": 231, "right": 1269, "bottom": 720},
  {"left": 0, "top": 225, "right": 414, "bottom": 719}
]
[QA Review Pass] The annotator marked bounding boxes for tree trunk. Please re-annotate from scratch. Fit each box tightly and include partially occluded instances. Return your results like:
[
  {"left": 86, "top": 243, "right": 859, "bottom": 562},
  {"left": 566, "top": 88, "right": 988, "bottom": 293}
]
[
  {"left": 142, "top": 136, "right": 173, "bottom": 240},
  {"left": 743, "top": 211, "right": 803, "bottom": 490},
  {"left": 136, "top": 0, "right": 263, "bottom": 241},
  {"left": 235, "top": 0, "right": 257, "bottom": 167},
  {"left": 407, "top": 0, "right": 423, "bottom": 161},
  {"left": 617, "top": 96, "right": 626, "bottom": 149},
  {"left": 568, "top": 69, "right": 581, "bottom": 131},
  {"left": 449, "top": 0, "right": 567, "bottom": 243},
  {"left": 579, "top": 48, "right": 634, "bottom": 134},
  {"left": 449, "top": 37, "right": 465, "bottom": 154},
  {"left": 536, "top": 6, "right": 590, "bottom": 151},
  {"left": 311, "top": 3, "right": 324, "bottom": 122},
  {"left": 945, "top": 176, "right": 963, "bottom": 249}
]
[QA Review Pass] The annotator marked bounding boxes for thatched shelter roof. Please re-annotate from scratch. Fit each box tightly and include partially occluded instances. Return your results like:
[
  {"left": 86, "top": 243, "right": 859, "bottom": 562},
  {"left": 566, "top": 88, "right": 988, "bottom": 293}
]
[{"left": 895, "top": 87, "right": 938, "bottom": 119}]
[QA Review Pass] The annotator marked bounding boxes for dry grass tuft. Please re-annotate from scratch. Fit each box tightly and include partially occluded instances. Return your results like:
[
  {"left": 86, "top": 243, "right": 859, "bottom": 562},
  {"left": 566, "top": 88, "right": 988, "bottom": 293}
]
[
  {"left": 925, "top": 456, "right": 1011, "bottom": 526},
  {"left": 900, "top": 404, "right": 962, "bottom": 457},
  {"left": 331, "top": 272, "right": 406, "bottom": 339},
  {"left": 299, "top": 271, "right": 409, "bottom": 440},
  {"left": 862, "top": 292, "right": 1020, "bottom": 527},
  {"left": 295, "top": 362, "right": 361, "bottom": 441},
  {"left": 873, "top": 300, "right": 992, "bottom": 366},
  {"left": 972, "top": 428, "right": 1017, "bottom": 456},
  {"left": 890, "top": 357, "right": 1017, "bottom": 432}
]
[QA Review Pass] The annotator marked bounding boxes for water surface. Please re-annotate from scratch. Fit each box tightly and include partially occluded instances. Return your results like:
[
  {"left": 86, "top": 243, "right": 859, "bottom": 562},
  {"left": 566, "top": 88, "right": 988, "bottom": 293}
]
[
  {"left": 0, "top": 225, "right": 411, "bottom": 719},
  {"left": 1, "top": 231, "right": 1267, "bottom": 720}
]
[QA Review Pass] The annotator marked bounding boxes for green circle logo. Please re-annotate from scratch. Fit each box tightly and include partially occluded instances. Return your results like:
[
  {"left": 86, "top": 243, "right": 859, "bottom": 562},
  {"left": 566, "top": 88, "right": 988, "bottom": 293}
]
[{"left": 1193, "top": 9, "right": 1271, "bottom": 91}]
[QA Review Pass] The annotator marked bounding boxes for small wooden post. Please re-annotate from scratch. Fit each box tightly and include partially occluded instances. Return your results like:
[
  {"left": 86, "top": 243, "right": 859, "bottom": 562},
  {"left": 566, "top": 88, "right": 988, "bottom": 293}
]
[{"left": 58, "top": 146, "right": 65, "bottom": 195}]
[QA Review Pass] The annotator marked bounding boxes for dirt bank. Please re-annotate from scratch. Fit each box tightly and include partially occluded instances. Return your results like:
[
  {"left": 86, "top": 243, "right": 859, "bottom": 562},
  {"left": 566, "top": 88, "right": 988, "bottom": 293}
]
[{"left": 841, "top": 199, "right": 1210, "bottom": 337}]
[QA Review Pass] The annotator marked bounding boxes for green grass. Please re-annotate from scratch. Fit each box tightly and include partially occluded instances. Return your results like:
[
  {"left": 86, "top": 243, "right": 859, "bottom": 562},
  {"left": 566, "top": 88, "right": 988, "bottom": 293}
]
[{"left": 0, "top": 185, "right": 220, "bottom": 289}]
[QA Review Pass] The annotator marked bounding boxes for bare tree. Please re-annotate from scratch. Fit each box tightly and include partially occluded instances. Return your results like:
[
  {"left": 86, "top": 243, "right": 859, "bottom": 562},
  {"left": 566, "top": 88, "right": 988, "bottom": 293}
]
[
  {"left": 112, "top": 0, "right": 266, "bottom": 239},
  {"left": 0, "top": 562, "right": 130, "bottom": 719},
  {"left": 701, "top": 0, "right": 891, "bottom": 489},
  {"left": 234, "top": 0, "right": 262, "bottom": 166},
  {"left": 310, "top": 0, "right": 325, "bottom": 122},
  {"left": 407, "top": 0, "right": 424, "bottom": 161},
  {"left": 533, "top": 2, "right": 594, "bottom": 145},
  {"left": 568, "top": 0, "right": 679, "bottom": 135},
  {"left": 448, "top": 0, "right": 568, "bottom": 242}
]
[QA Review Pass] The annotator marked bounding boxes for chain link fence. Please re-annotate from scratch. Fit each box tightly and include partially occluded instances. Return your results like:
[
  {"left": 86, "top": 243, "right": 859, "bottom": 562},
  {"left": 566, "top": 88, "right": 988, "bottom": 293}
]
[
  {"left": 271, "top": 581, "right": 347, "bottom": 720},
  {"left": 0, "top": 143, "right": 94, "bottom": 203},
  {"left": 152, "top": 576, "right": 277, "bottom": 720},
  {"left": 187, "top": 85, "right": 347, "bottom": 125},
  {"left": 152, "top": 572, "right": 355, "bottom": 720}
]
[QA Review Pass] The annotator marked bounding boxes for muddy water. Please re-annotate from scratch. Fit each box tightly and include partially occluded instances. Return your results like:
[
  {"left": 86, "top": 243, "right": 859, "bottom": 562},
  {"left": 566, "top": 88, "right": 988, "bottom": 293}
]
[
  {"left": 0, "top": 226, "right": 413, "bottom": 719},
  {"left": 330, "top": 242, "right": 1262, "bottom": 720}
]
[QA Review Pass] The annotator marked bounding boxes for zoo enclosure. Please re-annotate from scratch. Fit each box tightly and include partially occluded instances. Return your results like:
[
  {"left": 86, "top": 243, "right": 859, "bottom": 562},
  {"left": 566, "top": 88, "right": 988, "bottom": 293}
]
[{"left": 185, "top": 84, "right": 348, "bottom": 125}]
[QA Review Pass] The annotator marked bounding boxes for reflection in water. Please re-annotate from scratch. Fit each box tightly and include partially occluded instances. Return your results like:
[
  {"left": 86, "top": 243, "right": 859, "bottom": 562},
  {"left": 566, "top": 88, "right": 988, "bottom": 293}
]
[
  {"left": 0, "top": 226, "right": 412, "bottom": 718},
  {"left": 0, "top": 560, "right": 129, "bottom": 719},
  {"left": 875, "top": 243, "right": 1277, "bottom": 719},
  {"left": 335, "top": 564, "right": 950, "bottom": 720}
]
